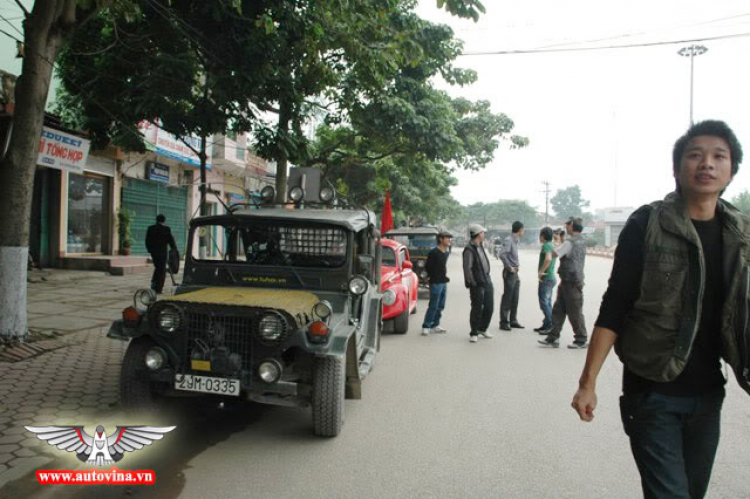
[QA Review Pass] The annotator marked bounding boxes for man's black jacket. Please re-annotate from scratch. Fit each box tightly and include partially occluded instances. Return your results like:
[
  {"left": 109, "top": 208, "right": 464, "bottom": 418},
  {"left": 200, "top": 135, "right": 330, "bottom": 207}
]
[{"left": 145, "top": 223, "right": 178, "bottom": 258}]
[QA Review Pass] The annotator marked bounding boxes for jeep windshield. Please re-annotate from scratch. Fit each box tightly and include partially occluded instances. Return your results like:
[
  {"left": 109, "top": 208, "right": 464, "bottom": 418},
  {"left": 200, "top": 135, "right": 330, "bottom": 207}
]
[{"left": 190, "top": 221, "right": 348, "bottom": 268}]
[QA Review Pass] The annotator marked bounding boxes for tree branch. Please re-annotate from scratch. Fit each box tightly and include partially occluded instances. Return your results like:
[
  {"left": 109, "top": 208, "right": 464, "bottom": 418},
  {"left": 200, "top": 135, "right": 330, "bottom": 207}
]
[{"left": 13, "top": 0, "right": 29, "bottom": 17}]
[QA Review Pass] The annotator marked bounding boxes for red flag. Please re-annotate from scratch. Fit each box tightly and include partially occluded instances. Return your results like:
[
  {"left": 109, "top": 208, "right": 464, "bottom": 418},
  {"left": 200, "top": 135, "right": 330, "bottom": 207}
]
[{"left": 381, "top": 191, "right": 394, "bottom": 236}]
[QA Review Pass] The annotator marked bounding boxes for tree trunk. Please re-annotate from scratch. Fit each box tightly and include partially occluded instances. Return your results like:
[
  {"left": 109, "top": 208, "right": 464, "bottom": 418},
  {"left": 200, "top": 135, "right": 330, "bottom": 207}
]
[
  {"left": 274, "top": 99, "right": 291, "bottom": 204},
  {"left": 198, "top": 132, "right": 208, "bottom": 258},
  {"left": 0, "top": 0, "right": 69, "bottom": 339}
]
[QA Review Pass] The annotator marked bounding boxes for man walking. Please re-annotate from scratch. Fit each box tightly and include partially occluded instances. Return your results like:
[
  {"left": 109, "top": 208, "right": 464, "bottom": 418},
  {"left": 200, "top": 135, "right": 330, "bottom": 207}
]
[
  {"left": 499, "top": 221, "right": 525, "bottom": 330},
  {"left": 145, "top": 214, "right": 178, "bottom": 294},
  {"left": 422, "top": 230, "right": 453, "bottom": 336},
  {"left": 535, "top": 227, "right": 557, "bottom": 334},
  {"left": 538, "top": 216, "right": 588, "bottom": 348},
  {"left": 463, "top": 224, "right": 494, "bottom": 343},
  {"left": 572, "top": 120, "right": 750, "bottom": 499}
]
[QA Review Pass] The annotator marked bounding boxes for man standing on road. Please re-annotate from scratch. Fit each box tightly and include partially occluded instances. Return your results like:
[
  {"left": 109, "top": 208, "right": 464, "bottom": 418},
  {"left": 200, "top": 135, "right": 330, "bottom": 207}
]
[
  {"left": 538, "top": 216, "right": 588, "bottom": 348},
  {"left": 572, "top": 120, "right": 750, "bottom": 499},
  {"left": 422, "top": 230, "right": 453, "bottom": 336},
  {"left": 535, "top": 227, "right": 557, "bottom": 334},
  {"left": 463, "top": 224, "right": 494, "bottom": 343},
  {"left": 499, "top": 221, "right": 525, "bottom": 330},
  {"left": 145, "top": 214, "right": 178, "bottom": 294}
]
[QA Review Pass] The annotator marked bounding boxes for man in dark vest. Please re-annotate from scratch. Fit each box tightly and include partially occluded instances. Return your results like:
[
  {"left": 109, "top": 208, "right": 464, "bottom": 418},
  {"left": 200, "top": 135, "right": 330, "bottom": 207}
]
[
  {"left": 538, "top": 216, "right": 588, "bottom": 348},
  {"left": 572, "top": 120, "right": 750, "bottom": 499},
  {"left": 462, "top": 223, "right": 494, "bottom": 343},
  {"left": 145, "top": 214, "right": 178, "bottom": 294}
]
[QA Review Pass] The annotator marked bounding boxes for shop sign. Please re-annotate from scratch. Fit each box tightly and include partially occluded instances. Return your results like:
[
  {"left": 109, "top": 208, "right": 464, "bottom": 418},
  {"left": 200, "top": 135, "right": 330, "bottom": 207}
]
[
  {"left": 147, "top": 162, "right": 170, "bottom": 184},
  {"left": 37, "top": 126, "right": 90, "bottom": 174},
  {"left": 137, "top": 121, "right": 212, "bottom": 169},
  {"left": 227, "top": 193, "right": 245, "bottom": 201}
]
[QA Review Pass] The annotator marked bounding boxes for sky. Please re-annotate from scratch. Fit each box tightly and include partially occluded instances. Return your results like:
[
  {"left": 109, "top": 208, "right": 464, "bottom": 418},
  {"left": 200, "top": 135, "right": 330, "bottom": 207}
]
[{"left": 416, "top": 0, "right": 750, "bottom": 212}]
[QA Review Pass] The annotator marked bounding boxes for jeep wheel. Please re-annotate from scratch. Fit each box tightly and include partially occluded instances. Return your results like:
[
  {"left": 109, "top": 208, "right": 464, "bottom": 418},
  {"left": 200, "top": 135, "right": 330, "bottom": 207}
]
[
  {"left": 120, "top": 337, "right": 164, "bottom": 415},
  {"left": 312, "top": 356, "right": 346, "bottom": 437},
  {"left": 393, "top": 306, "right": 409, "bottom": 334}
]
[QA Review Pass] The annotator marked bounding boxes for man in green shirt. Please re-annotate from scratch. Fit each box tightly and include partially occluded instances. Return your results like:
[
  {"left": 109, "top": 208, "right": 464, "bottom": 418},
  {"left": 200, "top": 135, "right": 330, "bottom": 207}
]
[{"left": 535, "top": 227, "right": 556, "bottom": 333}]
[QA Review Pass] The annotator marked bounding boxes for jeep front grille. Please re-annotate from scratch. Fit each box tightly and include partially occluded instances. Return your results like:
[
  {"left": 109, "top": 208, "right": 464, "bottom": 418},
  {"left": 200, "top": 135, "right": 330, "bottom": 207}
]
[{"left": 183, "top": 310, "right": 254, "bottom": 373}]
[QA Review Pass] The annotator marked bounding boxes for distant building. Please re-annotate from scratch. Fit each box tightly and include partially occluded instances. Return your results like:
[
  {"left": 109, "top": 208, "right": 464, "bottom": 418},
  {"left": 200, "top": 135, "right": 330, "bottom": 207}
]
[{"left": 603, "top": 206, "right": 635, "bottom": 246}]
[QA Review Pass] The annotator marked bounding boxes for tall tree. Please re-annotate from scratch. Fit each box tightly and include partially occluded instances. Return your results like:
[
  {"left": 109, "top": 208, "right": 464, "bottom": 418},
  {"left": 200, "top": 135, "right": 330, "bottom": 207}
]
[
  {"left": 551, "top": 185, "right": 590, "bottom": 219},
  {"left": 730, "top": 190, "right": 750, "bottom": 214},
  {"left": 0, "top": 0, "right": 121, "bottom": 340}
]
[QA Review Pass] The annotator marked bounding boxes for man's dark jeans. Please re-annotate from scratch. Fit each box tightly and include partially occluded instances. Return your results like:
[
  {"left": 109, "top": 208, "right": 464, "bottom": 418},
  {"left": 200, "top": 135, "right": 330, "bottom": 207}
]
[
  {"left": 469, "top": 281, "right": 494, "bottom": 335},
  {"left": 150, "top": 252, "right": 168, "bottom": 293},
  {"left": 620, "top": 388, "right": 724, "bottom": 499},
  {"left": 547, "top": 280, "right": 587, "bottom": 343},
  {"left": 500, "top": 269, "right": 520, "bottom": 326},
  {"left": 537, "top": 279, "right": 555, "bottom": 329},
  {"left": 422, "top": 283, "right": 447, "bottom": 329}
]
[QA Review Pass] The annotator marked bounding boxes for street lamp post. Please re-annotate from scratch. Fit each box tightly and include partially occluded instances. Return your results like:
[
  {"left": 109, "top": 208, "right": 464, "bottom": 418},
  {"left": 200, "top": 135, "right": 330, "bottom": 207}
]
[{"left": 677, "top": 45, "right": 708, "bottom": 126}]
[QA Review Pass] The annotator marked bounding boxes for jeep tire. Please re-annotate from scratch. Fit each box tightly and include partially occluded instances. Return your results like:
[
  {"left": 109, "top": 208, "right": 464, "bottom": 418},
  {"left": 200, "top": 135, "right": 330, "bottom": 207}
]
[
  {"left": 312, "top": 356, "right": 346, "bottom": 437},
  {"left": 120, "top": 337, "right": 163, "bottom": 415},
  {"left": 393, "top": 306, "right": 409, "bottom": 334}
]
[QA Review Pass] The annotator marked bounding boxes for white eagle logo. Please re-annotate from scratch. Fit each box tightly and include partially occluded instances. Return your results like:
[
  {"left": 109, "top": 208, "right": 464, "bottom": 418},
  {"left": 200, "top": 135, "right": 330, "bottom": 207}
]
[{"left": 25, "top": 425, "right": 176, "bottom": 466}]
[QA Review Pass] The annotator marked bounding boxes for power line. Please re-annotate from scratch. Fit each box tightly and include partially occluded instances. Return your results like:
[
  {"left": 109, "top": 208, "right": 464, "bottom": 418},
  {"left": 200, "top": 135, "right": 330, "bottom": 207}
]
[{"left": 460, "top": 31, "right": 750, "bottom": 56}]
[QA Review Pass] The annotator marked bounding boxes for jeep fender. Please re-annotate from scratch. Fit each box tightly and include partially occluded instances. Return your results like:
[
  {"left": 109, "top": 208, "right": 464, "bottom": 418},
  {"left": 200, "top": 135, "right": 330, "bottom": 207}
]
[{"left": 107, "top": 319, "right": 145, "bottom": 341}]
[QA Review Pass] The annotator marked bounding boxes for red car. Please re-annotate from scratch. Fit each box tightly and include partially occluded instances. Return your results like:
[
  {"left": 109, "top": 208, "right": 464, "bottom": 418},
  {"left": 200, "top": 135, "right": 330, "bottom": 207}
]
[{"left": 380, "top": 238, "right": 419, "bottom": 334}]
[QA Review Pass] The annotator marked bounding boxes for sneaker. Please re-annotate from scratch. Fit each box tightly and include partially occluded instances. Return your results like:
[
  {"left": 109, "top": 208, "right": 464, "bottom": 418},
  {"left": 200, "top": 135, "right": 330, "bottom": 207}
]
[
  {"left": 538, "top": 337, "right": 560, "bottom": 348},
  {"left": 538, "top": 327, "right": 553, "bottom": 335},
  {"left": 421, "top": 328, "right": 431, "bottom": 336},
  {"left": 533, "top": 325, "right": 546, "bottom": 332},
  {"left": 470, "top": 335, "right": 478, "bottom": 343},
  {"left": 478, "top": 330, "right": 493, "bottom": 339},
  {"left": 568, "top": 341, "right": 589, "bottom": 349},
  {"left": 499, "top": 323, "right": 511, "bottom": 331},
  {"left": 510, "top": 322, "right": 525, "bottom": 329},
  {"left": 432, "top": 326, "right": 447, "bottom": 334}
]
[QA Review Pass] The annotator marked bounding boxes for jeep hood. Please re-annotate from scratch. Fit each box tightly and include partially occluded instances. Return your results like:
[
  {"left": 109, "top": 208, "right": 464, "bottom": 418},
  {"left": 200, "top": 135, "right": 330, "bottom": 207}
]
[{"left": 163, "top": 287, "right": 319, "bottom": 323}]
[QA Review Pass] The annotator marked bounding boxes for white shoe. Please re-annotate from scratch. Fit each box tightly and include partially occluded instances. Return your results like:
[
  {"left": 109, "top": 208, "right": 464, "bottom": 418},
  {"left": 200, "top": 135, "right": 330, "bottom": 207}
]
[
  {"left": 470, "top": 335, "right": 478, "bottom": 343},
  {"left": 479, "top": 330, "right": 493, "bottom": 339},
  {"left": 421, "top": 328, "right": 430, "bottom": 336},
  {"left": 432, "top": 326, "right": 447, "bottom": 334}
]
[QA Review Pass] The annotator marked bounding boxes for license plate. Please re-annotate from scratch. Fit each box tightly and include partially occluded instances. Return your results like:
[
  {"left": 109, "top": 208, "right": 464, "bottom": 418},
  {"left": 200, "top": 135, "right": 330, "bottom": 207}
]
[{"left": 174, "top": 374, "right": 240, "bottom": 396}]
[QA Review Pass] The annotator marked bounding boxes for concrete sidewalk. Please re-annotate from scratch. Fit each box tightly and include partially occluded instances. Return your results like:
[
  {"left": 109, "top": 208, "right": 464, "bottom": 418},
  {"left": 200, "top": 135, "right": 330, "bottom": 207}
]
[{"left": 0, "top": 267, "right": 179, "bottom": 485}]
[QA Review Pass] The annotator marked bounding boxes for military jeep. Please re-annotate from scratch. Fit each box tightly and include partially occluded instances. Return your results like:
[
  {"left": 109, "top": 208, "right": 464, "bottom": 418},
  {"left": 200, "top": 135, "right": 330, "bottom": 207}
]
[
  {"left": 384, "top": 226, "right": 440, "bottom": 287},
  {"left": 108, "top": 170, "right": 382, "bottom": 437}
]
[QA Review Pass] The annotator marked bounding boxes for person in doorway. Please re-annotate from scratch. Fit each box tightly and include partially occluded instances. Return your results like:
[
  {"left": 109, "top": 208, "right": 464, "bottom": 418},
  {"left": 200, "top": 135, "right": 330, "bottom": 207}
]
[
  {"left": 145, "top": 214, "right": 178, "bottom": 294},
  {"left": 538, "top": 216, "right": 588, "bottom": 348},
  {"left": 499, "top": 221, "right": 525, "bottom": 330},
  {"left": 421, "top": 230, "right": 453, "bottom": 336},
  {"left": 535, "top": 227, "right": 557, "bottom": 334},
  {"left": 462, "top": 224, "right": 494, "bottom": 343},
  {"left": 572, "top": 120, "right": 750, "bottom": 499}
]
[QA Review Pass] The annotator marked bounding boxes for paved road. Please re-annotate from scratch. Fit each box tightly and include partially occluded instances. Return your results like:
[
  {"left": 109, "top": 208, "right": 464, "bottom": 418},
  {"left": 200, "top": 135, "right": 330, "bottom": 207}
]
[{"left": 3, "top": 250, "right": 749, "bottom": 498}]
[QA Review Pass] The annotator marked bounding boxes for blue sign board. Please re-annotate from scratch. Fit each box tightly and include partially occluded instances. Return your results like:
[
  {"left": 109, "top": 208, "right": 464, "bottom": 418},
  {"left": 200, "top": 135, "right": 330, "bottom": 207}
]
[{"left": 148, "top": 162, "right": 170, "bottom": 183}]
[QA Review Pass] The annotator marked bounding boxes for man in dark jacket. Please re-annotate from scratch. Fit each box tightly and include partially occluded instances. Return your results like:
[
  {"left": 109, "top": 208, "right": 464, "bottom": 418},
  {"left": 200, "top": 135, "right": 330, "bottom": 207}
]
[
  {"left": 572, "top": 120, "right": 750, "bottom": 499},
  {"left": 145, "top": 214, "right": 178, "bottom": 294},
  {"left": 421, "top": 230, "right": 452, "bottom": 336},
  {"left": 462, "top": 224, "right": 494, "bottom": 343}
]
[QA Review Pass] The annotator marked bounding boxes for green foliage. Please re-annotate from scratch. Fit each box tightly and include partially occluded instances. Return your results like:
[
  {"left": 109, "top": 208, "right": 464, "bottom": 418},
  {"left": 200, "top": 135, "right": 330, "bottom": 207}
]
[
  {"left": 446, "top": 200, "right": 539, "bottom": 229},
  {"left": 117, "top": 208, "right": 134, "bottom": 248},
  {"left": 437, "top": 0, "right": 486, "bottom": 22},
  {"left": 551, "top": 185, "right": 590, "bottom": 219},
  {"left": 730, "top": 190, "right": 750, "bottom": 214}
]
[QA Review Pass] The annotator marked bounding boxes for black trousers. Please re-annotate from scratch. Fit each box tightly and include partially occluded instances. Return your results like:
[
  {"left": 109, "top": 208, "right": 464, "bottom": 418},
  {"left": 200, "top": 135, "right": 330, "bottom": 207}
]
[
  {"left": 500, "top": 269, "right": 520, "bottom": 325},
  {"left": 469, "top": 281, "right": 494, "bottom": 335},
  {"left": 150, "top": 252, "right": 168, "bottom": 293}
]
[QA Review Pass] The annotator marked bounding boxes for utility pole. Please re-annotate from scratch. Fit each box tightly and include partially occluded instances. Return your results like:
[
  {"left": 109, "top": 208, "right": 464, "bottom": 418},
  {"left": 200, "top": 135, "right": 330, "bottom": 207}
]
[
  {"left": 677, "top": 45, "right": 708, "bottom": 126},
  {"left": 544, "top": 181, "right": 551, "bottom": 225}
]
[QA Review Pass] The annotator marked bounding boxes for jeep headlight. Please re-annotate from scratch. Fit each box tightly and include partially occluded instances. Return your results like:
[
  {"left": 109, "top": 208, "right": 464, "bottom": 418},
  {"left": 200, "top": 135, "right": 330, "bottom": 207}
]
[
  {"left": 134, "top": 288, "right": 157, "bottom": 311},
  {"left": 348, "top": 275, "right": 368, "bottom": 295},
  {"left": 420, "top": 270, "right": 428, "bottom": 279},
  {"left": 383, "top": 289, "right": 397, "bottom": 306},
  {"left": 256, "top": 311, "right": 287, "bottom": 343},
  {"left": 158, "top": 306, "right": 181, "bottom": 333},
  {"left": 416, "top": 259, "right": 426, "bottom": 268},
  {"left": 312, "top": 301, "right": 333, "bottom": 320}
]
